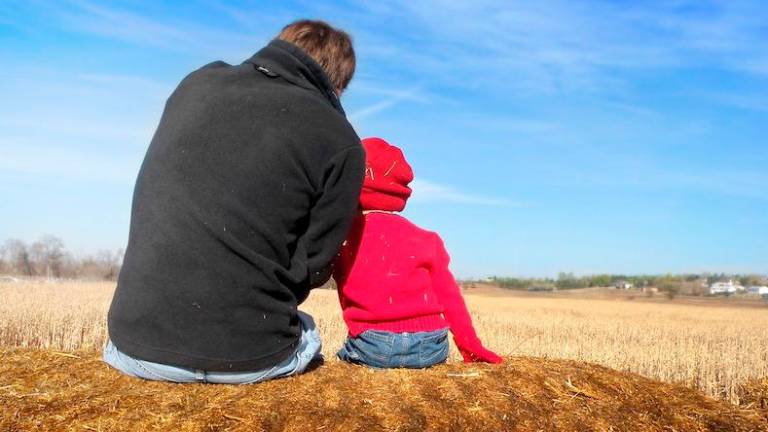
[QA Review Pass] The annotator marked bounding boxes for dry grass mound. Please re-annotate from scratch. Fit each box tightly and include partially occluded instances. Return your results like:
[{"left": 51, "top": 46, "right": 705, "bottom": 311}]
[
  {"left": 738, "top": 378, "right": 768, "bottom": 421},
  {"left": 1, "top": 349, "right": 766, "bottom": 432}
]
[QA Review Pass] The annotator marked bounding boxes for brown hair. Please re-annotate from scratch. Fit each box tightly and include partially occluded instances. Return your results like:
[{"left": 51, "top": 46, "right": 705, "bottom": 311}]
[{"left": 277, "top": 20, "right": 355, "bottom": 93}]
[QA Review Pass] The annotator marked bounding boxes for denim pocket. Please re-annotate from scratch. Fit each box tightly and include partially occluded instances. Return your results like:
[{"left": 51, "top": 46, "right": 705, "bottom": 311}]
[
  {"left": 352, "top": 331, "right": 394, "bottom": 365},
  {"left": 418, "top": 329, "right": 449, "bottom": 366}
]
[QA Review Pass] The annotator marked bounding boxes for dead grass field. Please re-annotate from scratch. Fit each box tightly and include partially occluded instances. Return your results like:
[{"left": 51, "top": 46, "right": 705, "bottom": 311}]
[{"left": 1, "top": 279, "right": 767, "bottom": 409}]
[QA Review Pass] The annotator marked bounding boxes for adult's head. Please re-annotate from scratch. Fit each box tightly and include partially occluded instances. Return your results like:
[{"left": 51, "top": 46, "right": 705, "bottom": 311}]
[{"left": 277, "top": 19, "right": 356, "bottom": 95}]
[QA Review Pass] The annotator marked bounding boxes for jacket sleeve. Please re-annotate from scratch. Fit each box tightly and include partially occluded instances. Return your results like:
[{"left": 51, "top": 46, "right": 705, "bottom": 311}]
[
  {"left": 306, "top": 146, "right": 365, "bottom": 288},
  {"left": 429, "top": 234, "right": 502, "bottom": 363}
]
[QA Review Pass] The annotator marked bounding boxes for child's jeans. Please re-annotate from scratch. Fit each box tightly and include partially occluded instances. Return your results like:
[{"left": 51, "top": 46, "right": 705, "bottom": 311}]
[
  {"left": 337, "top": 328, "right": 449, "bottom": 368},
  {"left": 102, "top": 311, "right": 322, "bottom": 384}
]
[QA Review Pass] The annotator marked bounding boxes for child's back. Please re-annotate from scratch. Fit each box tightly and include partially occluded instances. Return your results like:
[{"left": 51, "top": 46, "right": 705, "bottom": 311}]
[
  {"left": 334, "top": 138, "right": 501, "bottom": 368},
  {"left": 336, "top": 211, "right": 451, "bottom": 337}
]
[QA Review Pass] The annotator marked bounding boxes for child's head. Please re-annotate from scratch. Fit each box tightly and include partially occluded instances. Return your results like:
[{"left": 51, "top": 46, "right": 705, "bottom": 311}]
[{"left": 360, "top": 137, "right": 413, "bottom": 212}]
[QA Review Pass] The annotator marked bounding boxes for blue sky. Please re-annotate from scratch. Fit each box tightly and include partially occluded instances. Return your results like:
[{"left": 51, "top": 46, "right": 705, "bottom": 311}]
[{"left": 1, "top": 1, "right": 766, "bottom": 277}]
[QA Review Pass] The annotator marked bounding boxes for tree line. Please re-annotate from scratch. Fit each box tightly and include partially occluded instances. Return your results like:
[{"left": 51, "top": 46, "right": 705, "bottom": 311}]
[
  {"left": 484, "top": 272, "right": 766, "bottom": 296},
  {"left": 0, "top": 235, "right": 123, "bottom": 280}
]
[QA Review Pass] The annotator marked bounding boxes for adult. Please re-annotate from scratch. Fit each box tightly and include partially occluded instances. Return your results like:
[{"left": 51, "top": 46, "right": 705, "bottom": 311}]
[{"left": 103, "top": 20, "right": 364, "bottom": 384}]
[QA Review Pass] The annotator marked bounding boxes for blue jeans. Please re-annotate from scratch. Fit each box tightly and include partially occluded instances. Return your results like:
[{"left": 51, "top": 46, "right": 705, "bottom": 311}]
[
  {"left": 102, "top": 311, "right": 322, "bottom": 384},
  {"left": 337, "top": 328, "right": 449, "bottom": 369}
]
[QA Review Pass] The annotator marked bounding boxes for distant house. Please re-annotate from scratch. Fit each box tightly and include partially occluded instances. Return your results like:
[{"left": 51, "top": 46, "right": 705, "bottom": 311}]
[
  {"left": 709, "top": 280, "right": 744, "bottom": 295},
  {"left": 614, "top": 280, "right": 633, "bottom": 290},
  {"left": 747, "top": 286, "right": 768, "bottom": 297}
]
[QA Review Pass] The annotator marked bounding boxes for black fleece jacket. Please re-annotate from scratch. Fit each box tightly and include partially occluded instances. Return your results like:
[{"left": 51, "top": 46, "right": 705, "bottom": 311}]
[{"left": 107, "top": 40, "right": 364, "bottom": 371}]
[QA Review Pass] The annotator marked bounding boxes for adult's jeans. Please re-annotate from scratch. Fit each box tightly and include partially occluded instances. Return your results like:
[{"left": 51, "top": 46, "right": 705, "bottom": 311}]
[{"left": 103, "top": 311, "right": 322, "bottom": 384}]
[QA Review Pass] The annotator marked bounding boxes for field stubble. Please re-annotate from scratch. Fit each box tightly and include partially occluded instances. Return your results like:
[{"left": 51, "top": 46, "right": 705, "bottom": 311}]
[{"left": 1, "top": 280, "right": 766, "bottom": 405}]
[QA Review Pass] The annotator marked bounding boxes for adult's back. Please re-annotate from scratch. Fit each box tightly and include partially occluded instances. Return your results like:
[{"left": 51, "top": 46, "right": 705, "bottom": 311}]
[{"left": 107, "top": 26, "right": 364, "bottom": 373}]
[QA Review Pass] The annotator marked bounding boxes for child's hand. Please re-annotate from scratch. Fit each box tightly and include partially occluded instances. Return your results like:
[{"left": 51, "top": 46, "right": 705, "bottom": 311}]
[
  {"left": 458, "top": 345, "right": 503, "bottom": 364},
  {"left": 454, "top": 335, "right": 504, "bottom": 363}
]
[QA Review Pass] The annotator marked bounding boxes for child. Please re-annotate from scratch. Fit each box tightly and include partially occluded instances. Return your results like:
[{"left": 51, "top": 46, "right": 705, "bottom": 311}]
[{"left": 333, "top": 137, "right": 502, "bottom": 368}]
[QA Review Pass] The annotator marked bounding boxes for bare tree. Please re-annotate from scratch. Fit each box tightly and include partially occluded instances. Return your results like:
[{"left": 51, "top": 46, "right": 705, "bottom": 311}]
[
  {"left": 0, "top": 242, "right": 7, "bottom": 273},
  {"left": 30, "top": 235, "right": 65, "bottom": 278},
  {"left": 4, "top": 239, "right": 33, "bottom": 276},
  {"left": 1, "top": 236, "right": 121, "bottom": 280},
  {"left": 95, "top": 248, "right": 123, "bottom": 280}
]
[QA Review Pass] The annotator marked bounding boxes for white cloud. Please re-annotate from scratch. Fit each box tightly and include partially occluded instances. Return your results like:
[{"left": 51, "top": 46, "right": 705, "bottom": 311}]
[
  {"left": 699, "top": 91, "right": 768, "bottom": 112},
  {"left": 12, "top": 0, "right": 270, "bottom": 61},
  {"left": 0, "top": 139, "right": 140, "bottom": 183},
  {"left": 457, "top": 116, "right": 560, "bottom": 134},
  {"left": 0, "top": 70, "right": 167, "bottom": 149},
  {"left": 346, "top": 0, "right": 768, "bottom": 97},
  {"left": 348, "top": 86, "right": 426, "bottom": 122},
  {"left": 351, "top": 81, "right": 433, "bottom": 103},
  {"left": 348, "top": 98, "right": 401, "bottom": 122},
  {"left": 77, "top": 73, "right": 173, "bottom": 90},
  {"left": 409, "top": 179, "right": 522, "bottom": 207},
  {"left": 657, "top": 170, "right": 768, "bottom": 201}
]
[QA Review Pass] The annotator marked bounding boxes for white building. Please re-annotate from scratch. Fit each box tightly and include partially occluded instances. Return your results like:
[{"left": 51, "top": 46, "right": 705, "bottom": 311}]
[
  {"left": 747, "top": 286, "right": 768, "bottom": 297},
  {"left": 709, "top": 280, "right": 744, "bottom": 295}
]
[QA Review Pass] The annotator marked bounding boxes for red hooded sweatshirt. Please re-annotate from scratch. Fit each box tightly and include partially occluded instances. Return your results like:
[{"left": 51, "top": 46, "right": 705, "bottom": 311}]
[{"left": 333, "top": 138, "right": 501, "bottom": 363}]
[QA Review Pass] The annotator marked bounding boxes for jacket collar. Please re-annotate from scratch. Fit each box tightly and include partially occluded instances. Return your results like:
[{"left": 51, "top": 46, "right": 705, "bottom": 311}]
[{"left": 245, "top": 39, "right": 345, "bottom": 116}]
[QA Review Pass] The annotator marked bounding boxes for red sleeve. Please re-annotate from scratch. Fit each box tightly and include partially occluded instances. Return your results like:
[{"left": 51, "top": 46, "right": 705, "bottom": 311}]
[{"left": 429, "top": 234, "right": 502, "bottom": 363}]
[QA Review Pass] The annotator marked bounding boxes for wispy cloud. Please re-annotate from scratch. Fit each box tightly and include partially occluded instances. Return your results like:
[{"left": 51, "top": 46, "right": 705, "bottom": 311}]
[
  {"left": 0, "top": 139, "right": 140, "bottom": 183},
  {"left": 77, "top": 73, "right": 173, "bottom": 90},
  {"left": 351, "top": 81, "right": 432, "bottom": 103},
  {"left": 652, "top": 169, "right": 768, "bottom": 201},
  {"left": 536, "top": 158, "right": 768, "bottom": 202},
  {"left": 9, "top": 0, "right": 270, "bottom": 60},
  {"left": 348, "top": 86, "right": 425, "bottom": 122},
  {"left": 61, "top": 1, "right": 194, "bottom": 48},
  {"left": 0, "top": 69, "right": 167, "bottom": 148},
  {"left": 345, "top": 0, "right": 768, "bottom": 97},
  {"left": 410, "top": 179, "right": 522, "bottom": 207},
  {"left": 457, "top": 115, "right": 560, "bottom": 134},
  {"left": 698, "top": 91, "right": 768, "bottom": 112}
]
